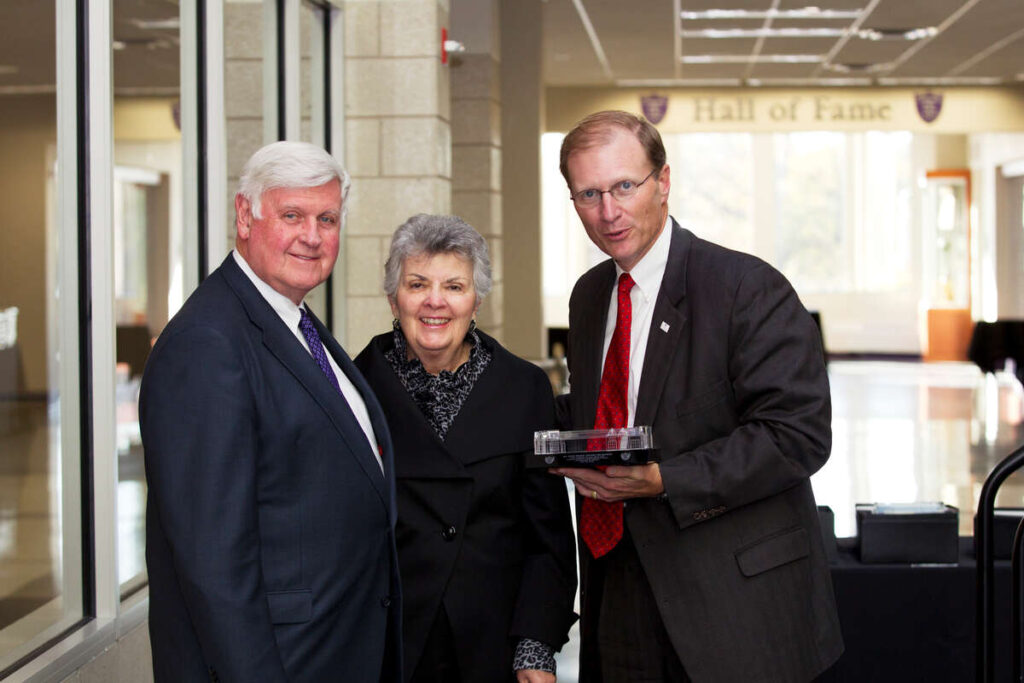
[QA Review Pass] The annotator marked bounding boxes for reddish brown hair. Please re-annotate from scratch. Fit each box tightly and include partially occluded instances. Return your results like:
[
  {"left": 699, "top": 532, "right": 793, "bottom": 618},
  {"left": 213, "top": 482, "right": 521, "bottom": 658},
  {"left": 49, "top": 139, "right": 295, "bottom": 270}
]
[{"left": 558, "top": 110, "right": 666, "bottom": 186}]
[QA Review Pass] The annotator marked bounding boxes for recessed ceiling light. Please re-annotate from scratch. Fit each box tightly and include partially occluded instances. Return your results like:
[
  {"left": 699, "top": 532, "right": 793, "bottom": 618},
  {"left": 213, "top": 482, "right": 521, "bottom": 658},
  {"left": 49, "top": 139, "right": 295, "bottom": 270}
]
[
  {"left": 681, "top": 54, "right": 822, "bottom": 64},
  {"left": 823, "top": 62, "right": 891, "bottom": 73},
  {"left": 682, "top": 28, "right": 846, "bottom": 38},
  {"left": 680, "top": 8, "right": 862, "bottom": 20},
  {"left": 857, "top": 27, "right": 938, "bottom": 41},
  {"left": 877, "top": 76, "right": 1002, "bottom": 86},
  {"left": 616, "top": 78, "right": 744, "bottom": 87},
  {"left": 904, "top": 27, "right": 939, "bottom": 40}
]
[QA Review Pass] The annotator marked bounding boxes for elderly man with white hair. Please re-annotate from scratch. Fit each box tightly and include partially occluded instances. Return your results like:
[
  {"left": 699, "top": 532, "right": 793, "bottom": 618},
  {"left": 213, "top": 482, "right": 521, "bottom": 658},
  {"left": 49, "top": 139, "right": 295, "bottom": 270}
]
[{"left": 141, "top": 141, "right": 402, "bottom": 682}]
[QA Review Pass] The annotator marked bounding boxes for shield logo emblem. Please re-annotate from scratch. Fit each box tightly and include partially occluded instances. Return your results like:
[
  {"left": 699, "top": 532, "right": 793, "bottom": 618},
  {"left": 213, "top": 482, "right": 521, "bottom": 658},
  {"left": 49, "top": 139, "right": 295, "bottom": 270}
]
[
  {"left": 641, "top": 94, "right": 668, "bottom": 124},
  {"left": 915, "top": 92, "right": 943, "bottom": 123}
]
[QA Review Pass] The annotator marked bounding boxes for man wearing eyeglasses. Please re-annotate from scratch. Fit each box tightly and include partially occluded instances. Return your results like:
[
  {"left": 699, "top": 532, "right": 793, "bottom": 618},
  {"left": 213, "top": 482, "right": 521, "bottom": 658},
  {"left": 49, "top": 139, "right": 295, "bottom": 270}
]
[{"left": 551, "top": 110, "right": 843, "bottom": 682}]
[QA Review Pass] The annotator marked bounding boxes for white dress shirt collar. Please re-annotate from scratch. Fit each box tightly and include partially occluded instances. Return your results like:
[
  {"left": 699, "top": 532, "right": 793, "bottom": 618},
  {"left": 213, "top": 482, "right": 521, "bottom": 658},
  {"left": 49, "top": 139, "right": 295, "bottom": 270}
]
[
  {"left": 232, "top": 249, "right": 384, "bottom": 473},
  {"left": 232, "top": 249, "right": 304, "bottom": 332},
  {"left": 615, "top": 214, "right": 672, "bottom": 297},
  {"left": 602, "top": 214, "right": 673, "bottom": 426}
]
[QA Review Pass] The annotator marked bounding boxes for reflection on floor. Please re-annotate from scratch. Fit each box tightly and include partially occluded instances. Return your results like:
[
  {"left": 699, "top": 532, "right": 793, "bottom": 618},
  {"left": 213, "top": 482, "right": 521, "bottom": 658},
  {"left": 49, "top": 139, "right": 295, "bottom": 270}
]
[
  {"left": 2, "top": 361, "right": 1023, "bottom": 671},
  {"left": 0, "top": 398, "right": 59, "bottom": 634},
  {"left": 819, "top": 361, "right": 1024, "bottom": 537},
  {"left": 0, "top": 403, "right": 147, "bottom": 640}
]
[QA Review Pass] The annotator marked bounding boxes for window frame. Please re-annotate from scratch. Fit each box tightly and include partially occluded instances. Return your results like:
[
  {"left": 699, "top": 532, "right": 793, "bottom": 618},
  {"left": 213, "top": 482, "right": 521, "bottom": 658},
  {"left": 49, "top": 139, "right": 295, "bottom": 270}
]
[{"left": 4, "top": 0, "right": 352, "bottom": 676}]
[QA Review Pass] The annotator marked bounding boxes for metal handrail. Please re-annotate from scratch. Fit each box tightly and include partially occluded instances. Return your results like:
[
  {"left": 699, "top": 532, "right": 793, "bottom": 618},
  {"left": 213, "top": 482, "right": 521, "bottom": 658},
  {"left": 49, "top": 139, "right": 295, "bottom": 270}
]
[
  {"left": 1013, "top": 516, "right": 1024, "bottom": 681},
  {"left": 976, "top": 442, "right": 1024, "bottom": 683}
]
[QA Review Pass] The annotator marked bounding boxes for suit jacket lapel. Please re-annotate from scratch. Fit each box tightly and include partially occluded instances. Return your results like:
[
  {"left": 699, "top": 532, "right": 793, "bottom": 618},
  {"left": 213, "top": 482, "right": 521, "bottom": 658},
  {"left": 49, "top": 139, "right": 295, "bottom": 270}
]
[
  {"left": 635, "top": 221, "right": 691, "bottom": 427},
  {"left": 360, "top": 334, "right": 468, "bottom": 479},
  {"left": 309, "top": 310, "right": 392, "bottom": 505},
  {"left": 574, "top": 263, "right": 616, "bottom": 430},
  {"left": 442, "top": 333, "right": 534, "bottom": 463},
  {"left": 220, "top": 257, "right": 390, "bottom": 507}
]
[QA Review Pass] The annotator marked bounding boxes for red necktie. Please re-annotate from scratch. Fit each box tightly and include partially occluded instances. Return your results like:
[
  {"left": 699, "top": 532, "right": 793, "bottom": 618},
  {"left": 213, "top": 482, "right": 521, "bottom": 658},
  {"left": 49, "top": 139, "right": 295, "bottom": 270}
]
[{"left": 580, "top": 272, "right": 635, "bottom": 559}]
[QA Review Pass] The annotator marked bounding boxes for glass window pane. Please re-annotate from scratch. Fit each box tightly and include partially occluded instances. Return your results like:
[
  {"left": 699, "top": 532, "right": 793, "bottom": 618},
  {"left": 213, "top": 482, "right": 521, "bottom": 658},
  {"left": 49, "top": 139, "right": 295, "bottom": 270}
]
[
  {"left": 113, "top": 0, "right": 183, "bottom": 597},
  {"left": 774, "top": 132, "right": 849, "bottom": 293},
  {"left": 668, "top": 133, "right": 754, "bottom": 254},
  {"left": 0, "top": 0, "right": 83, "bottom": 668},
  {"left": 300, "top": 1, "right": 319, "bottom": 146},
  {"left": 225, "top": 0, "right": 267, "bottom": 254},
  {"left": 860, "top": 132, "right": 913, "bottom": 292},
  {"left": 923, "top": 178, "right": 970, "bottom": 309},
  {"left": 299, "top": 1, "right": 329, "bottom": 321}
]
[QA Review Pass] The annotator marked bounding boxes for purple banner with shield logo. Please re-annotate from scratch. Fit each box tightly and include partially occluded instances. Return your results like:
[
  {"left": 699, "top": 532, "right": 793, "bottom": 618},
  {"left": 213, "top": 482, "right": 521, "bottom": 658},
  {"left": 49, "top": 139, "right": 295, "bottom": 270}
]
[
  {"left": 915, "top": 92, "right": 943, "bottom": 123},
  {"left": 641, "top": 94, "right": 668, "bottom": 124}
]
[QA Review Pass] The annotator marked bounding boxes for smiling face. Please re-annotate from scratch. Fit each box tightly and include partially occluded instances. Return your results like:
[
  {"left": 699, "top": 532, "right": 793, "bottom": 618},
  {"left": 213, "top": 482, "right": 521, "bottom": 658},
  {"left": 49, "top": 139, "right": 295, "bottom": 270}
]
[
  {"left": 235, "top": 179, "right": 342, "bottom": 304},
  {"left": 390, "top": 251, "right": 479, "bottom": 373},
  {"left": 565, "top": 127, "right": 670, "bottom": 272}
]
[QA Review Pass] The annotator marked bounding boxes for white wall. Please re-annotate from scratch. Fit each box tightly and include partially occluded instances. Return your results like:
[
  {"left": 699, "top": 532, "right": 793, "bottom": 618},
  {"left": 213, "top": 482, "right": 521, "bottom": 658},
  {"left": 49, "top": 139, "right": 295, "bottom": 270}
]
[{"left": 969, "top": 133, "right": 1024, "bottom": 320}]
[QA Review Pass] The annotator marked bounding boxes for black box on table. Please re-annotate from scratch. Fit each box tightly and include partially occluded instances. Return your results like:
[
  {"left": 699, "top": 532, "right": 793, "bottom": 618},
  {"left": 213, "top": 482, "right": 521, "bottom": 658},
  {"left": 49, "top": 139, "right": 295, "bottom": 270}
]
[{"left": 855, "top": 502, "right": 958, "bottom": 564}]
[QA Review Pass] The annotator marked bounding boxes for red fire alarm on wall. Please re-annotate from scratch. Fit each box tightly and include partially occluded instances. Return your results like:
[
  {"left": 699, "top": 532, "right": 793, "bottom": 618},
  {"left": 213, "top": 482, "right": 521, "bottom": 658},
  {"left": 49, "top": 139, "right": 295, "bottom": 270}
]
[{"left": 441, "top": 27, "right": 465, "bottom": 65}]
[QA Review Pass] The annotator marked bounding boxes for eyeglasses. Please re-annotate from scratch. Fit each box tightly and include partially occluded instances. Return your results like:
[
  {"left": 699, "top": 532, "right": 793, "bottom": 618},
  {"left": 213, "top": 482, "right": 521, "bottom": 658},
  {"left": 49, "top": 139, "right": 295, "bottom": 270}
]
[{"left": 570, "top": 168, "right": 659, "bottom": 208}]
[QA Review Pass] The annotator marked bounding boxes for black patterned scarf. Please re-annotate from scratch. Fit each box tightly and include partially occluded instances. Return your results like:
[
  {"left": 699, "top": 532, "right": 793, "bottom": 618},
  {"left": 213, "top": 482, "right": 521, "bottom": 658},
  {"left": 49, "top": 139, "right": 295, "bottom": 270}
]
[{"left": 384, "top": 321, "right": 492, "bottom": 440}]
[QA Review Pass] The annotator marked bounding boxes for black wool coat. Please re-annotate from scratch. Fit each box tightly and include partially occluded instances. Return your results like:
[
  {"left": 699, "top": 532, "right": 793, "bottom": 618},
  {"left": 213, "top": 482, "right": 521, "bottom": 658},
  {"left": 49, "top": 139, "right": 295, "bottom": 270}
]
[{"left": 355, "top": 331, "right": 578, "bottom": 682}]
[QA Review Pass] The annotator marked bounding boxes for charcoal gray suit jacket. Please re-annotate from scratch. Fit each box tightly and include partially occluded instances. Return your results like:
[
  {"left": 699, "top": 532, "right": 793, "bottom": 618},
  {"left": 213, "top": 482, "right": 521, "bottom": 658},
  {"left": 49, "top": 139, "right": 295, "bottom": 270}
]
[{"left": 565, "top": 221, "right": 843, "bottom": 683}]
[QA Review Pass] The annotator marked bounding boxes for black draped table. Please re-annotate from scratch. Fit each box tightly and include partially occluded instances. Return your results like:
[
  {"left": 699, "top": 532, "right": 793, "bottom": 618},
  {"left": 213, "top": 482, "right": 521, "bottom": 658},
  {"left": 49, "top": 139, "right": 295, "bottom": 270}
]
[
  {"left": 968, "top": 320, "right": 1024, "bottom": 385},
  {"left": 816, "top": 537, "right": 1012, "bottom": 682}
]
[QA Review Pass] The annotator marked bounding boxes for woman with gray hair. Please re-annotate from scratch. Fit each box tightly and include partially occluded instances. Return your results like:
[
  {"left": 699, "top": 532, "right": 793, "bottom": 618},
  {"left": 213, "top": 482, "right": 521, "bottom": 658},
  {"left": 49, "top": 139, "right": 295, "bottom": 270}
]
[{"left": 355, "top": 214, "right": 577, "bottom": 683}]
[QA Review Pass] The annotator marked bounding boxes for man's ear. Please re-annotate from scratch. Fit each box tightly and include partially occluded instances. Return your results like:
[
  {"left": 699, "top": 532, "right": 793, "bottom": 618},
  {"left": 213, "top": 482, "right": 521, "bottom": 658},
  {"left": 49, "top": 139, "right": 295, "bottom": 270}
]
[
  {"left": 657, "top": 164, "right": 671, "bottom": 202},
  {"left": 235, "top": 194, "right": 252, "bottom": 240}
]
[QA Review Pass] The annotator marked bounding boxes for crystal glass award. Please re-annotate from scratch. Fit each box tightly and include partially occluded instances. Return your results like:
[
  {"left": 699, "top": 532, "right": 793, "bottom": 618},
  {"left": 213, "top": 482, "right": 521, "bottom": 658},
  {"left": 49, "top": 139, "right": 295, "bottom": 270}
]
[{"left": 528, "top": 426, "right": 657, "bottom": 468}]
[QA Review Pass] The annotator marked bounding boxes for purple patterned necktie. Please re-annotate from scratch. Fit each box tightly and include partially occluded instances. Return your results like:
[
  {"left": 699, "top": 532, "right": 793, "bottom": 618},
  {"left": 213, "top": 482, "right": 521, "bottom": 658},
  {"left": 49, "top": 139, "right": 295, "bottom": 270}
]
[{"left": 299, "top": 307, "right": 341, "bottom": 394}]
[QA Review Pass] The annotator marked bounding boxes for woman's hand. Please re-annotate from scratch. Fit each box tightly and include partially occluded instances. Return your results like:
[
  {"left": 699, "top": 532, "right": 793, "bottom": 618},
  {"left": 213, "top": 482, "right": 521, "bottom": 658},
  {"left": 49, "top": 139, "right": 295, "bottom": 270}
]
[{"left": 516, "top": 669, "right": 556, "bottom": 683}]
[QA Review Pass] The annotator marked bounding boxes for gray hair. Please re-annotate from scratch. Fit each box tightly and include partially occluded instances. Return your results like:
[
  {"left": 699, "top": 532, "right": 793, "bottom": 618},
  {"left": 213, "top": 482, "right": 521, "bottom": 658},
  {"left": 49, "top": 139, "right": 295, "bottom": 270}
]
[
  {"left": 384, "top": 214, "right": 492, "bottom": 303},
  {"left": 236, "top": 140, "right": 351, "bottom": 220}
]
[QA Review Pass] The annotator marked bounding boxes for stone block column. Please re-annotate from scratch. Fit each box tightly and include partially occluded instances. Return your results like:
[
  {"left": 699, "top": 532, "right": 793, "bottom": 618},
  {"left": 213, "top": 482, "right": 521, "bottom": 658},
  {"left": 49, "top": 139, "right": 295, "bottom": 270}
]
[
  {"left": 342, "top": 0, "right": 452, "bottom": 352},
  {"left": 223, "top": 0, "right": 268, "bottom": 255},
  {"left": 450, "top": 0, "right": 503, "bottom": 341},
  {"left": 499, "top": 0, "right": 545, "bottom": 360}
]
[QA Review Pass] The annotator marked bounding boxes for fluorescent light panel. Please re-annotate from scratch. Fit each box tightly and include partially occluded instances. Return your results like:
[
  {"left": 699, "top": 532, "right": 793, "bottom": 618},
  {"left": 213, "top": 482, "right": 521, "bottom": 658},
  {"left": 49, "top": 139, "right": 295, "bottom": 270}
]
[
  {"left": 857, "top": 27, "right": 938, "bottom": 40},
  {"left": 682, "top": 54, "right": 823, "bottom": 63},
  {"left": 682, "top": 28, "right": 846, "bottom": 38},
  {"left": 680, "top": 8, "right": 863, "bottom": 20}
]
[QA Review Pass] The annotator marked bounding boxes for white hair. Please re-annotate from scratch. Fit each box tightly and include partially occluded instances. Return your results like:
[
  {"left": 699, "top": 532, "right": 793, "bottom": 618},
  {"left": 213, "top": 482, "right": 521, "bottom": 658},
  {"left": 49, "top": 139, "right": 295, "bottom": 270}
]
[{"left": 236, "top": 140, "right": 351, "bottom": 221}]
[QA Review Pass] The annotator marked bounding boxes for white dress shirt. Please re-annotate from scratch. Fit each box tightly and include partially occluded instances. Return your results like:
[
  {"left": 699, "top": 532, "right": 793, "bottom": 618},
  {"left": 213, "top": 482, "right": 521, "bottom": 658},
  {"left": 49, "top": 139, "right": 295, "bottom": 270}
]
[
  {"left": 600, "top": 215, "right": 673, "bottom": 426},
  {"left": 232, "top": 250, "right": 383, "bottom": 472}
]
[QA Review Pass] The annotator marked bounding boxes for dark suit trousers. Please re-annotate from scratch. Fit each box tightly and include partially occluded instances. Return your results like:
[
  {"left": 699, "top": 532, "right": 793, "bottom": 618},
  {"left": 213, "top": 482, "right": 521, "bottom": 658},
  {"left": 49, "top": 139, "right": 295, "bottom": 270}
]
[{"left": 587, "top": 530, "right": 691, "bottom": 683}]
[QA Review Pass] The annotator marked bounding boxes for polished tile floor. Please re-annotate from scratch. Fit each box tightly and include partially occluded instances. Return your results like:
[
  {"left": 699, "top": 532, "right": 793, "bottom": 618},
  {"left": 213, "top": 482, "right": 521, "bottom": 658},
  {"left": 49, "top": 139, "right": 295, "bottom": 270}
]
[
  {"left": 2, "top": 360, "right": 1024, "bottom": 675},
  {"left": 819, "top": 360, "right": 1024, "bottom": 538}
]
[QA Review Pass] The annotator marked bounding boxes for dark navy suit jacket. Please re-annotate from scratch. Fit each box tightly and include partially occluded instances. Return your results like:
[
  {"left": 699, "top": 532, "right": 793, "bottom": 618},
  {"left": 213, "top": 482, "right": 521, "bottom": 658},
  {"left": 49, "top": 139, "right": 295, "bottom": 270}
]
[{"left": 141, "top": 255, "right": 402, "bottom": 682}]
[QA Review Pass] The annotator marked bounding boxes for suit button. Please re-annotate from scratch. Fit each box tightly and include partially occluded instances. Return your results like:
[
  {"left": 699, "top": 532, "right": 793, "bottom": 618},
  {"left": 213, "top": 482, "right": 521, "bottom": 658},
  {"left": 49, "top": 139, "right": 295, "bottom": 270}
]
[
  {"left": 380, "top": 596, "right": 392, "bottom": 608},
  {"left": 441, "top": 525, "right": 457, "bottom": 541}
]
